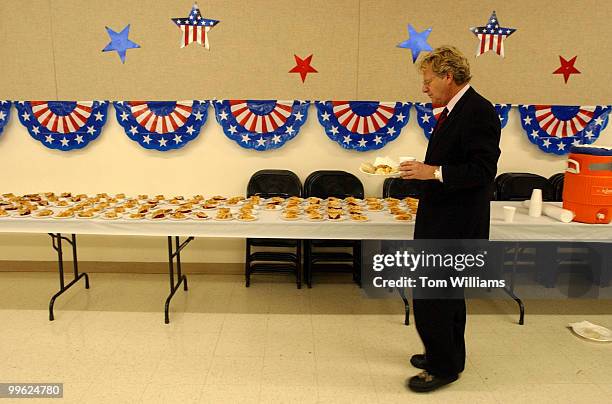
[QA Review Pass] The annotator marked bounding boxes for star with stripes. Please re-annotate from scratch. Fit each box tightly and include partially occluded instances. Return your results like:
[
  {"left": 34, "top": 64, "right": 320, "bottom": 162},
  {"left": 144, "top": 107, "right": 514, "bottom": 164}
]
[
  {"left": 470, "top": 11, "right": 516, "bottom": 57},
  {"left": 172, "top": 3, "right": 220, "bottom": 50},
  {"left": 553, "top": 56, "right": 580, "bottom": 84},
  {"left": 102, "top": 24, "right": 140, "bottom": 64}
]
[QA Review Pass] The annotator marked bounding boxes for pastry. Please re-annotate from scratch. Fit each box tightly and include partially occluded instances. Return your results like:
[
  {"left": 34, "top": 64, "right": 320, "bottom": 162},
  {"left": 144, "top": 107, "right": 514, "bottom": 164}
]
[{"left": 395, "top": 213, "right": 413, "bottom": 221}]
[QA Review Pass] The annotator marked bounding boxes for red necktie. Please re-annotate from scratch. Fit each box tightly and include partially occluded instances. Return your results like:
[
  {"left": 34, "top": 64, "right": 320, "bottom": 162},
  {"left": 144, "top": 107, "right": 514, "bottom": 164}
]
[{"left": 433, "top": 108, "right": 448, "bottom": 135}]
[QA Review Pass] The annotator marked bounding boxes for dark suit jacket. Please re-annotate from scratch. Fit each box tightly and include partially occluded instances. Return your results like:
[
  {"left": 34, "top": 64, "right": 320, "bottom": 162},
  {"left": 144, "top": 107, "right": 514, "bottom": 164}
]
[{"left": 414, "top": 87, "right": 501, "bottom": 239}]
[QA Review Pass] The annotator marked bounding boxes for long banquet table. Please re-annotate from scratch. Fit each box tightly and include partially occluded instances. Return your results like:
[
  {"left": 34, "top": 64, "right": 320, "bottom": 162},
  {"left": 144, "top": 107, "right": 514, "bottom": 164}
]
[{"left": 1, "top": 201, "right": 610, "bottom": 323}]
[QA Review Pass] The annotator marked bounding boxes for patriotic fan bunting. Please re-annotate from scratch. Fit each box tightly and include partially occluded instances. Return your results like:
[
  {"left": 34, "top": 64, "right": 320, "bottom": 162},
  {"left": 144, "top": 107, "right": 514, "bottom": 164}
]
[
  {"left": 519, "top": 105, "right": 611, "bottom": 155},
  {"left": 415, "top": 103, "right": 512, "bottom": 139},
  {"left": 14, "top": 101, "right": 108, "bottom": 151},
  {"left": 495, "top": 104, "right": 512, "bottom": 129},
  {"left": 114, "top": 100, "right": 208, "bottom": 151},
  {"left": 414, "top": 103, "right": 446, "bottom": 140},
  {"left": 316, "top": 101, "right": 411, "bottom": 151},
  {"left": 0, "top": 100, "right": 11, "bottom": 137},
  {"left": 213, "top": 100, "right": 309, "bottom": 151}
]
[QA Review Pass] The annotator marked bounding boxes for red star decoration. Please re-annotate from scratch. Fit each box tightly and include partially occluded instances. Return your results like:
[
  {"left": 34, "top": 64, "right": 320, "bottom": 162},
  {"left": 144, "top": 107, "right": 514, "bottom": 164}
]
[
  {"left": 553, "top": 55, "right": 580, "bottom": 84},
  {"left": 289, "top": 54, "right": 318, "bottom": 83}
]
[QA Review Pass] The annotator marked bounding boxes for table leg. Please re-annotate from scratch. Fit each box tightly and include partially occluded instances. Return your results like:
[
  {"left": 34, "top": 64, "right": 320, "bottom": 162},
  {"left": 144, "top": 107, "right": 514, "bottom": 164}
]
[
  {"left": 48, "top": 233, "right": 89, "bottom": 321},
  {"left": 164, "top": 236, "right": 193, "bottom": 324}
]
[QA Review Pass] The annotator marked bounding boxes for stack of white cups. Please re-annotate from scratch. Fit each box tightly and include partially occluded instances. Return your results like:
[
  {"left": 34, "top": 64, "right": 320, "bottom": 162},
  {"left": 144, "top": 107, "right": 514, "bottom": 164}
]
[{"left": 528, "top": 189, "right": 543, "bottom": 217}]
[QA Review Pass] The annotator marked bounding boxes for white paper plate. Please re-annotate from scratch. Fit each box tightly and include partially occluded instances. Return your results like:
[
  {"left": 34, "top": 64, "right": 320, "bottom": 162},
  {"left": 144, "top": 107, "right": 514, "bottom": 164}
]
[
  {"left": 359, "top": 167, "right": 400, "bottom": 177},
  {"left": 568, "top": 321, "right": 612, "bottom": 342},
  {"left": 214, "top": 216, "right": 234, "bottom": 221},
  {"left": 281, "top": 216, "right": 301, "bottom": 221}
]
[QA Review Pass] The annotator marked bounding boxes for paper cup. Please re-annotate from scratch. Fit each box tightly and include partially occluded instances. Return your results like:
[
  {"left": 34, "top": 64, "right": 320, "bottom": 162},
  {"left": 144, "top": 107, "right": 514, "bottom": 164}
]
[
  {"left": 503, "top": 206, "right": 516, "bottom": 223},
  {"left": 399, "top": 156, "right": 417, "bottom": 163}
]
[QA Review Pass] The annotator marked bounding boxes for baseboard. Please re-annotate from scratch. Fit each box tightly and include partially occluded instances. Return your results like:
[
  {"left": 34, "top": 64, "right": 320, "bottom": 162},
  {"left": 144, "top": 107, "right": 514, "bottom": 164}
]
[{"left": 0, "top": 261, "right": 243, "bottom": 274}]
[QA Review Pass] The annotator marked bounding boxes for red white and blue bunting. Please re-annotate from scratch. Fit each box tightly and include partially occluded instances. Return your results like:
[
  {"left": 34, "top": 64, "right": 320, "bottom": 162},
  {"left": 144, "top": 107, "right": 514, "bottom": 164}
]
[
  {"left": 213, "top": 100, "right": 309, "bottom": 151},
  {"left": 415, "top": 103, "right": 512, "bottom": 139},
  {"left": 0, "top": 100, "right": 11, "bottom": 137},
  {"left": 316, "top": 101, "right": 411, "bottom": 151},
  {"left": 14, "top": 101, "right": 109, "bottom": 151},
  {"left": 113, "top": 100, "right": 208, "bottom": 151},
  {"left": 519, "top": 105, "right": 611, "bottom": 155}
]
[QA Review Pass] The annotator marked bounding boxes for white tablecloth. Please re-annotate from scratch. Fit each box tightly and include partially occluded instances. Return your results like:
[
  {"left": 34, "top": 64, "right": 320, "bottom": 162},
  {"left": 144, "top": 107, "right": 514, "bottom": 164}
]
[{"left": 0, "top": 202, "right": 610, "bottom": 241}]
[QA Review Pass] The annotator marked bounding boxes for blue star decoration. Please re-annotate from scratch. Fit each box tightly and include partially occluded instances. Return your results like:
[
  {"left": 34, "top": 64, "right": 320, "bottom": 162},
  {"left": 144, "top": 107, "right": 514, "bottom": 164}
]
[
  {"left": 397, "top": 24, "right": 433, "bottom": 63},
  {"left": 469, "top": 11, "right": 516, "bottom": 57},
  {"left": 102, "top": 24, "right": 140, "bottom": 64},
  {"left": 172, "top": 3, "right": 220, "bottom": 49}
]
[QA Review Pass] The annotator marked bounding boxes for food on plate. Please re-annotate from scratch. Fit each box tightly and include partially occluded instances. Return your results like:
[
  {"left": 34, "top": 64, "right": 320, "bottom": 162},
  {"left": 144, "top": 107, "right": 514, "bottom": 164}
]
[
  {"left": 367, "top": 203, "right": 384, "bottom": 211},
  {"left": 103, "top": 211, "right": 120, "bottom": 219},
  {"left": 350, "top": 214, "right": 368, "bottom": 221},
  {"left": 129, "top": 213, "right": 145, "bottom": 219},
  {"left": 237, "top": 213, "right": 256, "bottom": 221},
  {"left": 211, "top": 195, "right": 227, "bottom": 202},
  {"left": 248, "top": 195, "right": 262, "bottom": 205},
  {"left": 282, "top": 211, "right": 300, "bottom": 220},
  {"left": 34, "top": 209, "right": 53, "bottom": 217},
  {"left": 151, "top": 210, "right": 167, "bottom": 220},
  {"left": 77, "top": 210, "right": 96, "bottom": 218},
  {"left": 138, "top": 194, "right": 148, "bottom": 200},
  {"left": 389, "top": 207, "right": 406, "bottom": 215},
  {"left": 216, "top": 208, "right": 232, "bottom": 220},
  {"left": 0, "top": 209, "right": 8, "bottom": 217},
  {"left": 307, "top": 212, "right": 324, "bottom": 220},
  {"left": 18, "top": 208, "right": 32, "bottom": 216},
  {"left": 327, "top": 211, "right": 343, "bottom": 220},
  {"left": 194, "top": 211, "right": 209, "bottom": 219},
  {"left": 394, "top": 213, "right": 413, "bottom": 221},
  {"left": 227, "top": 196, "right": 245, "bottom": 205},
  {"left": 55, "top": 210, "right": 74, "bottom": 218},
  {"left": 265, "top": 203, "right": 279, "bottom": 210},
  {"left": 170, "top": 212, "right": 187, "bottom": 220},
  {"left": 137, "top": 205, "right": 150, "bottom": 214},
  {"left": 307, "top": 197, "right": 322, "bottom": 204}
]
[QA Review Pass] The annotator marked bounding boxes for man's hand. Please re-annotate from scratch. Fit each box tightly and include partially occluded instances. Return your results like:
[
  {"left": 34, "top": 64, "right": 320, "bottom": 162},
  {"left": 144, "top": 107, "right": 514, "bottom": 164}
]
[{"left": 399, "top": 161, "right": 438, "bottom": 180}]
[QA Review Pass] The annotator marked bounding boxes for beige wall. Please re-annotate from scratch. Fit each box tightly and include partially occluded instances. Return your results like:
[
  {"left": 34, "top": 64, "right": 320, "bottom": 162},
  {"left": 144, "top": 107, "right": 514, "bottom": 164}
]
[
  {"left": 0, "top": 105, "right": 610, "bottom": 263},
  {"left": 1, "top": 0, "right": 610, "bottom": 103}
]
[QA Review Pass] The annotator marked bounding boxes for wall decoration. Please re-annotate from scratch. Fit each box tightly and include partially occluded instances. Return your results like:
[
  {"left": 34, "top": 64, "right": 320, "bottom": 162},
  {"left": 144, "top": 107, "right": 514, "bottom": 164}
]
[
  {"left": 289, "top": 55, "right": 318, "bottom": 83},
  {"left": 102, "top": 24, "right": 140, "bottom": 64},
  {"left": 469, "top": 11, "right": 516, "bottom": 57},
  {"left": 114, "top": 101, "right": 208, "bottom": 151},
  {"left": 316, "top": 101, "right": 411, "bottom": 151},
  {"left": 414, "top": 103, "right": 446, "bottom": 139},
  {"left": 416, "top": 102, "right": 512, "bottom": 138},
  {"left": 14, "top": 101, "right": 109, "bottom": 150},
  {"left": 172, "top": 3, "right": 220, "bottom": 49},
  {"left": 213, "top": 100, "right": 309, "bottom": 151},
  {"left": 0, "top": 101, "right": 11, "bottom": 137},
  {"left": 495, "top": 104, "right": 512, "bottom": 129},
  {"left": 397, "top": 24, "right": 433, "bottom": 63},
  {"left": 519, "top": 105, "right": 611, "bottom": 155},
  {"left": 553, "top": 56, "right": 580, "bottom": 84}
]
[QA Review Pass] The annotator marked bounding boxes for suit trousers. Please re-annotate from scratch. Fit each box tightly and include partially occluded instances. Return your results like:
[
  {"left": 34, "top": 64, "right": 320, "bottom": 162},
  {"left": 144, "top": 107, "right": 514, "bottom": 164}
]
[{"left": 412, "top": 298, "right": 466, "bottom": 377}]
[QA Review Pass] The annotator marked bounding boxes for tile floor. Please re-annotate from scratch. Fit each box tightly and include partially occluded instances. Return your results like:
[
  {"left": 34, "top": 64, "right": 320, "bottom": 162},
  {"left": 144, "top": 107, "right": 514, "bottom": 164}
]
[{"left": 0, "top": 271, "right": 610, "bottom": 403}]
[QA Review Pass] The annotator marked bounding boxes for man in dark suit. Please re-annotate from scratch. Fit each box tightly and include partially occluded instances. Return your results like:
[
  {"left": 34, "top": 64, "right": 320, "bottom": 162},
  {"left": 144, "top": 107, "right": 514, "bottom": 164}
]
[{"left": 399, "top": 46, "right": 501, "bottom": 392}]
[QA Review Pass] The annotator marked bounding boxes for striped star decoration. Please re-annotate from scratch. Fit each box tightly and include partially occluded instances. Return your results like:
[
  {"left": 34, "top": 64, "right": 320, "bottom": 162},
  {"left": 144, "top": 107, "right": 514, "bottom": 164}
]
[
  {"left": 470, "top": 11, "right": 516, "bottom": 57},
  {"left": 172, "top": 3, "right": 220, "bottom": 49}
]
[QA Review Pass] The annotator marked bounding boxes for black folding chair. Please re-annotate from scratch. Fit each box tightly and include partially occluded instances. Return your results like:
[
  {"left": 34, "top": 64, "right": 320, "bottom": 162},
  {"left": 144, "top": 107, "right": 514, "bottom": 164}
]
[
  {"left": 303, "top": 170, "right": 364, "bottom": 288},
  {"left": 245, "top": 169, "right": 302, "bottom": 288}
]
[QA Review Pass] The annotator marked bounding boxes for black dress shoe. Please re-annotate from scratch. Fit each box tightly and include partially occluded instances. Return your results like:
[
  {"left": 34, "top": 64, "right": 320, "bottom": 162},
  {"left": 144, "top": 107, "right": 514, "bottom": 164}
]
[
  {"left": 406, "top": 370, "right": 459, "bottom": 393},
  {"left": 410, "top": 354, "right": 427, "bottom": 369}
]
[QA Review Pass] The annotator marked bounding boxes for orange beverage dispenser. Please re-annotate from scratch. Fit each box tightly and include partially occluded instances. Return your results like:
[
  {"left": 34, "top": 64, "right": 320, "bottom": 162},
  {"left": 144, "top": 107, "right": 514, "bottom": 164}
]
[{"left": 563, "top": 145, "right": 612, "bottom": 224}]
